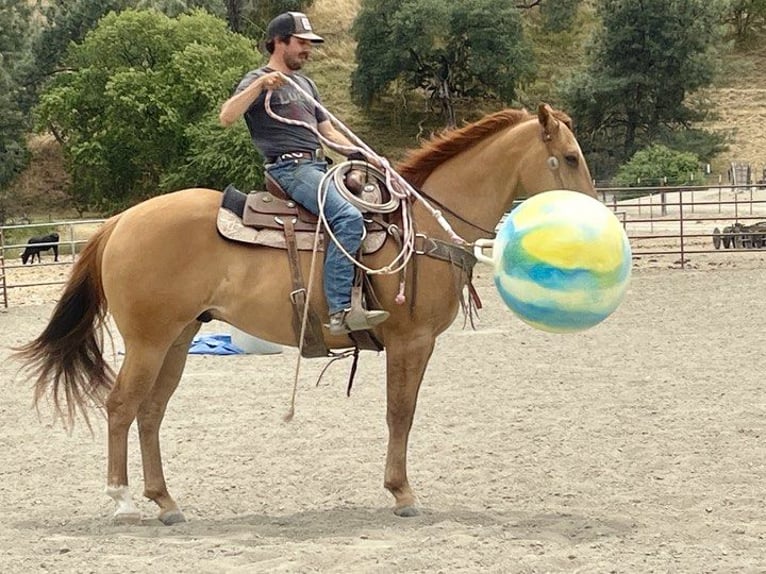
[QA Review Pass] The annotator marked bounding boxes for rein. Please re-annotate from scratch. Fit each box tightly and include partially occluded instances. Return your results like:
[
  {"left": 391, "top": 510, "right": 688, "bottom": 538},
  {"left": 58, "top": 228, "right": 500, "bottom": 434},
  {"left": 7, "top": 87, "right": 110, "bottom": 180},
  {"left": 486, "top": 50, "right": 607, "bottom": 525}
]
[{"left": 412, "top": 186, "right": 497, "bottom": 238}]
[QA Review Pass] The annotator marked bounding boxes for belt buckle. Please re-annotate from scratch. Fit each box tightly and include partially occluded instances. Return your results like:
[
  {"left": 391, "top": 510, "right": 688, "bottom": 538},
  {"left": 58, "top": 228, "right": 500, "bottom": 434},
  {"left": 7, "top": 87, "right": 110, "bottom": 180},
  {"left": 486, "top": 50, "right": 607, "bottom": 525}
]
[{"left": 315, "top": 148, "right": 325, "bottom": 161}]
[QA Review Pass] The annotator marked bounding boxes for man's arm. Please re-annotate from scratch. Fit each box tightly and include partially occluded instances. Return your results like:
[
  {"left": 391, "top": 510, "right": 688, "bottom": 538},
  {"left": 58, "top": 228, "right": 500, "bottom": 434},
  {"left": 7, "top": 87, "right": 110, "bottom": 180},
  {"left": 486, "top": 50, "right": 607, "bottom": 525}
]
[
  {"left": 317, "top": 120, "right": 355, "bottom": 149},
  {"left": 319, "top": 120, "right": 385, "bottom": 168},
  {"left": 219, "top": 71, "right": 286, "bottom": 127}
]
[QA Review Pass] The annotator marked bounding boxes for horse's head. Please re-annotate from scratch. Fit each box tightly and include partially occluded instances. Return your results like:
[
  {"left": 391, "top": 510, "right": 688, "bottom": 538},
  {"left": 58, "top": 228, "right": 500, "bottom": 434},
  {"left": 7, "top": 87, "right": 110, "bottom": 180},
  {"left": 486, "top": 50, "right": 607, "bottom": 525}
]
[
  {"left": 513, "top": 104, "right": 595, "bottom": 200},
  {"left": 396, "top": 104, "right": 596, "bottom": 240}
]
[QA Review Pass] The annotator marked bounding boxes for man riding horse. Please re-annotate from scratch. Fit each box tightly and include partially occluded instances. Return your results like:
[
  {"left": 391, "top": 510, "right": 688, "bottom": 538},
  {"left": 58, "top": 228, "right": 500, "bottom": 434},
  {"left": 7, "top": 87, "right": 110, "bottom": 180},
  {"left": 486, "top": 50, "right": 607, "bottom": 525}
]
[{"left": 219, "top": 12, "right": 389, "bottom": 336}]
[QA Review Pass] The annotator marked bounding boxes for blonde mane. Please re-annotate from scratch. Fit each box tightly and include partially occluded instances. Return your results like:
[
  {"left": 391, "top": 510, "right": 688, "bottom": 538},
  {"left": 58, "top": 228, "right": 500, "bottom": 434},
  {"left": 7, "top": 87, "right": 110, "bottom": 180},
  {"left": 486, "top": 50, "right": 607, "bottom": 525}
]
[{"left": 396, "top": 107, "right": 573, "bottom": 187}]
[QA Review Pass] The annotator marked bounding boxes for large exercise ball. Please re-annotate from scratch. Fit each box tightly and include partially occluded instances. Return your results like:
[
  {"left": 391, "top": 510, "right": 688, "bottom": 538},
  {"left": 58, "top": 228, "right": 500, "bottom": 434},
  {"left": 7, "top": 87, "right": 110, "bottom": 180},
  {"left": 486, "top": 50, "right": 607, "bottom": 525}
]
[{"left": 492, "top": 190, "right": 631, "bottom": 333}]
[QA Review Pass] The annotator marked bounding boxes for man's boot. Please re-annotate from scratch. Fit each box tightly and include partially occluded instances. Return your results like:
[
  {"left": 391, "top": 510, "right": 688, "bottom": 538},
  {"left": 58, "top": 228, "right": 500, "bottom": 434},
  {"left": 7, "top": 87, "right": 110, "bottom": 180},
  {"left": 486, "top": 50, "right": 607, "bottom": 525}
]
[{"left": 328, "top": 307, "right": 389, "bottom": 336}]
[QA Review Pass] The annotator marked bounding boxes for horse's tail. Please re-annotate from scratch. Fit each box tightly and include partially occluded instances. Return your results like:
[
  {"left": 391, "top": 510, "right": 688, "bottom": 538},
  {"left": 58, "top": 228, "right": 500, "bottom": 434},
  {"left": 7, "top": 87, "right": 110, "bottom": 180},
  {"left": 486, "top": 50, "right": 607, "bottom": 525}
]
[{"left": 13, "top": 216, "right": 121, "bottom": 430}]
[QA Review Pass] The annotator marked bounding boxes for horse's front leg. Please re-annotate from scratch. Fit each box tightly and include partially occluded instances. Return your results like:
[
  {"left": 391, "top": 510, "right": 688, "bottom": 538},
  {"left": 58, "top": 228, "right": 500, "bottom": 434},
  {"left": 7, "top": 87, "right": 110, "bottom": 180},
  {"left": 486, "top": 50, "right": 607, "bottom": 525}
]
[{"left": 383, "top": 332, "right": 436, "bottom": 517}]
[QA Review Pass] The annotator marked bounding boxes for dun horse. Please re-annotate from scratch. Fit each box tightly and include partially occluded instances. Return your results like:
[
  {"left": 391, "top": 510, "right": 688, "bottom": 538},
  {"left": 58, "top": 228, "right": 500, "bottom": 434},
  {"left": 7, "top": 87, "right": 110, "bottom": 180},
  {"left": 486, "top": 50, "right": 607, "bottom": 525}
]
[{"left": 15, "top": 104, "right": 595, "bottom": 524}]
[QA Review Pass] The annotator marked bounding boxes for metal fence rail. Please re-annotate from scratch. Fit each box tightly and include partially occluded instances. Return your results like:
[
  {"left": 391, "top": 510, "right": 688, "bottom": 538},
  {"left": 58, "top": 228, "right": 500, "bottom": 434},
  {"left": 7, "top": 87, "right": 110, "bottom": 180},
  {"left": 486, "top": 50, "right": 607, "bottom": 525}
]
[
  {"left": 1, "top": 184, "right": 765, "bottom": 306},
  {"left": 601, "top": 183, "right": 766, "bottom": 267},
  {"left": 0, "top": 219, "right": 105, "bottom": 308}
]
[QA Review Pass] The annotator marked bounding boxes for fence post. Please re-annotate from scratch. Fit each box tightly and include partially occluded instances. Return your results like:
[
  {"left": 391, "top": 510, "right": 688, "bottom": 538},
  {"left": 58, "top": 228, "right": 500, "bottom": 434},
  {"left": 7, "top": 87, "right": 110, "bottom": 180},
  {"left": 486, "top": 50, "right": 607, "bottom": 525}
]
[
  {"left": 0, "top": 228, "right": 7, "bottom": 308},
  {"left": 689, "top": 174, "right": 694, "bottom": 213},
  {"left": 679, "top": 186, "right": 685, "bottom": 269},
  {"left": 718, "top": 174, "right": 722, "bottom": 214}
]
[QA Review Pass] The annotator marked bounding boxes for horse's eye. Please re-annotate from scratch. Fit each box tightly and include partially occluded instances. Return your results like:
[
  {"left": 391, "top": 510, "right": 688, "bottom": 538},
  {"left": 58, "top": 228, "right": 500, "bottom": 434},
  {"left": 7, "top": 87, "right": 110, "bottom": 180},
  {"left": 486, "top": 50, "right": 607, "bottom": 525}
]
[{"left": 564, "top": 154, "right": 579, "bottom": 167}]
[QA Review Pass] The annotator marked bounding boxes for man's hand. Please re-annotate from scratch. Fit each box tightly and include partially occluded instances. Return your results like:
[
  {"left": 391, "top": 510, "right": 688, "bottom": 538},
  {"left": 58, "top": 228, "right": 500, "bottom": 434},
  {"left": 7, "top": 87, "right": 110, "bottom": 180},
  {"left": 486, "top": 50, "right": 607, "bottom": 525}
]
[
  {"left": 348, "top": 151, "right": 387, "bottom": 171},
  {"left": 260, "top": 71, "right": 287, "bottom": 91}
]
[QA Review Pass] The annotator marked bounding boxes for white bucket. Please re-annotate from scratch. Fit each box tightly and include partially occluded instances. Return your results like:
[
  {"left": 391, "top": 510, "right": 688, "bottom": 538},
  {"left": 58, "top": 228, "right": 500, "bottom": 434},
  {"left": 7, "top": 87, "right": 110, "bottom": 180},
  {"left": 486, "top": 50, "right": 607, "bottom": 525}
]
[{"left": 229, "top": 326, "right": 283, "bottom": 355}]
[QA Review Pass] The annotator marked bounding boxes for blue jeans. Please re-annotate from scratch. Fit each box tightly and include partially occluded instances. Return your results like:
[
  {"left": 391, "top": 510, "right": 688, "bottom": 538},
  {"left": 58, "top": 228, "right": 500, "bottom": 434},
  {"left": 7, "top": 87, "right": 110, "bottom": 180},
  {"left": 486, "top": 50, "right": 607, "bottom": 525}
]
[{"left": 266, "top": 159, "right": 364, "bottom": 315}]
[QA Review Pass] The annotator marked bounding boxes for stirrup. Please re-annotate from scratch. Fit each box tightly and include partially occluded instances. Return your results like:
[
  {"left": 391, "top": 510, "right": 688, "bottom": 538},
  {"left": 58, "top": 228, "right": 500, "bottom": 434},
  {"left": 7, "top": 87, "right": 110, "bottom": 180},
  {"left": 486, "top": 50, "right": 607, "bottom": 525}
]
[{"left": 327, "top": 307, "right": 389, "bottom": 335}]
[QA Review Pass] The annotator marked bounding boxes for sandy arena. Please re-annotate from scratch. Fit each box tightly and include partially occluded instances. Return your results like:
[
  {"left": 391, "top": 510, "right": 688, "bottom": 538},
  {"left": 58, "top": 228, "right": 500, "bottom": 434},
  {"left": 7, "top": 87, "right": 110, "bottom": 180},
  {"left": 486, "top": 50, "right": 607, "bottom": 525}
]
[{"left": 1, "top": 255, "right": 765, "bottom": 573}]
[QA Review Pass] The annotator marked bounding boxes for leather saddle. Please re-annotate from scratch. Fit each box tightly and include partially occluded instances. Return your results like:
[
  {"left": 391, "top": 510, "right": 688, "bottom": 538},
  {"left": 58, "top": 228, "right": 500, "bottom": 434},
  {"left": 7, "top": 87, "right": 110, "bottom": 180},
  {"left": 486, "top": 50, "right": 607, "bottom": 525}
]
[
  {"left": 216, "top": 173, "right": 387, "bottom": 253},
  {"left": 215, "top": 173, "right": 388, "bottom": 358}
]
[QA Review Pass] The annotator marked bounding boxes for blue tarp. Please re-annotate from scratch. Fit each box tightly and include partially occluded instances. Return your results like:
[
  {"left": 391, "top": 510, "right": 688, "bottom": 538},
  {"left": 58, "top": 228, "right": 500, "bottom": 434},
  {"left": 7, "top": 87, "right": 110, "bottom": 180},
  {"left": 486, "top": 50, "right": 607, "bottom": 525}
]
[{"left": 188, "top": 334, "right": 245, "bottom": 355}]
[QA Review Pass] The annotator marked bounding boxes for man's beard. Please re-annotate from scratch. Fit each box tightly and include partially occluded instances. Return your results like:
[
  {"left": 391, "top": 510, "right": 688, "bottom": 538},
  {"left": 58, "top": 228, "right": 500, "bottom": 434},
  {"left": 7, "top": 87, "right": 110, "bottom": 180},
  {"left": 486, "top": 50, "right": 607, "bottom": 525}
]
[{"left": 285, "top": 53, "right": 307, "bottom": 71}]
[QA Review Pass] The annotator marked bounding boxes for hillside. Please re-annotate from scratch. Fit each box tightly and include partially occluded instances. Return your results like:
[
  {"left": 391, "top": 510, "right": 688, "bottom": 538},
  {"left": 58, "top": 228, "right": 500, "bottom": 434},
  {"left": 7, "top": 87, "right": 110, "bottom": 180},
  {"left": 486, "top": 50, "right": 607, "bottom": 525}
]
[
  {"left": 7, "top": 0, "right": 766, "bottom": 220},
  {"left": 703, "top": 43, "right": 766, "bottom": 174}
]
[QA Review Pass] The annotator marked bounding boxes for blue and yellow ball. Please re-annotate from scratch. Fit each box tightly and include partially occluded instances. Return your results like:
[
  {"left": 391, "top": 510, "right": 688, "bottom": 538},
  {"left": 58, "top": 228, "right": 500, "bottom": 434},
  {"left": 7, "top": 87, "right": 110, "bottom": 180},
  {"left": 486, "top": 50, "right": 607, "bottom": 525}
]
[{"left": 492, "top": 190, "right": 631, "bottom": 333}]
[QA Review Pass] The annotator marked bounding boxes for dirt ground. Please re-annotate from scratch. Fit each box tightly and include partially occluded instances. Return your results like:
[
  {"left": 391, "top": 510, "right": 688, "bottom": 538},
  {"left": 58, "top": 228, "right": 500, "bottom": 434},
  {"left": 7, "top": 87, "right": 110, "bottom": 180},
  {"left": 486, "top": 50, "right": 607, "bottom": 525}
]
[{"left": 1, "top": 255, "right": 765, "bottom": 574}]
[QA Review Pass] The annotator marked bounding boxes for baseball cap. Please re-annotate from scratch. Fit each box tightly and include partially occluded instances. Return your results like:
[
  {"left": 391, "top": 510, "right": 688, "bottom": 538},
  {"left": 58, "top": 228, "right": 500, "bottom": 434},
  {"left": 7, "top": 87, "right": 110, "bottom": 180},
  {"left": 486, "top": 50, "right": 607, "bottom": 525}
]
[{"left": 267, "top": 12, "right": 324, "bottom": 43}]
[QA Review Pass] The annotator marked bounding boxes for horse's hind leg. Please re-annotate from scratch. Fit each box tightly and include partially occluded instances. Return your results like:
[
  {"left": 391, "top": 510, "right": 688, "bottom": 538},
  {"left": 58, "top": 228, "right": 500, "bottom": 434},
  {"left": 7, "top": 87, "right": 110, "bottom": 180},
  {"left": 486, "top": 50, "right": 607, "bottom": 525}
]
[
  {"left": 105, "top": 341, "right": 169, "bottom": 524},
  {"left": 383, "top": 332, "right": 436, "bottom": 517},
  {"left": 137, "top": 322, "right": 200, "bottom": 525}
]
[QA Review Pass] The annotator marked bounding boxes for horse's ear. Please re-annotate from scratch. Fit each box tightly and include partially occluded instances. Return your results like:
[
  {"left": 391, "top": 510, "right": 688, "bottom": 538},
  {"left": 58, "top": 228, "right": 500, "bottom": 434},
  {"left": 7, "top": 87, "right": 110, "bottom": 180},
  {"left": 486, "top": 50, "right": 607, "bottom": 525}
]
[{"left": 537, "top": 103, "right": 560, "bottom": 138}]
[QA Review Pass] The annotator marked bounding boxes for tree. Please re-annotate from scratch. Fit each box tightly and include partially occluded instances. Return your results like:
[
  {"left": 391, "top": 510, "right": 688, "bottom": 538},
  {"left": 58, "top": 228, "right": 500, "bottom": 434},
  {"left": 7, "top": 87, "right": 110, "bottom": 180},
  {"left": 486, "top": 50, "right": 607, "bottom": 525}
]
[
  {"left": 614, "top": 144, "right": 703, "bottom": 187},
  {"left": 0, "top": 0, "right": 34, "bottom": 203},
  {"left": 352, "top": 0, "right": 535, "bottom": 127},
  {"left": 222, "top": 0, "right": 313, "bottom": 35},
  {"left": 726, "top": 0, "right": 766, "bottom": 44},
  {"left": 536, "top": 0, "right": 582, "bottom": 32},
  {"left": 21, "top": 0, "right": 226, "bottom": 116},
  {"left": 21, "top": 0, "right": 131, "bottom": 117},
  {"left": 34, "top": 9, "right": 262, "bottom": 211},
  {"left": 561, "top": 0, "right": 728, "bottom": 179}
]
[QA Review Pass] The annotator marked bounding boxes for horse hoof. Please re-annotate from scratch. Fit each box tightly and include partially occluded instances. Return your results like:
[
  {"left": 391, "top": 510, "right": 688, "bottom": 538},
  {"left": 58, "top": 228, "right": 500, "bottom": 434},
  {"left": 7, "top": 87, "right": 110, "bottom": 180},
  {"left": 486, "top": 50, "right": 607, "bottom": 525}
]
[
  {"left": 158, "top": 509, "right": 186, "bottom": 525},
  {"left": 112, "top": 511, "right": 142, "bottom": 525},
  {"left": 394, "top": 505, "right": 420, "bottom": 517}
]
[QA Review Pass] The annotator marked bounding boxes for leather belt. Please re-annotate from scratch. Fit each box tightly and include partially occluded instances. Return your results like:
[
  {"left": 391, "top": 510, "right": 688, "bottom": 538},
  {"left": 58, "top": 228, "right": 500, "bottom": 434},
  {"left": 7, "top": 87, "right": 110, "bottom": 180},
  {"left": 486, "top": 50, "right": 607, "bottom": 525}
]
[{"left": 266, "top": 150, "right": 324, "bottom": 164}]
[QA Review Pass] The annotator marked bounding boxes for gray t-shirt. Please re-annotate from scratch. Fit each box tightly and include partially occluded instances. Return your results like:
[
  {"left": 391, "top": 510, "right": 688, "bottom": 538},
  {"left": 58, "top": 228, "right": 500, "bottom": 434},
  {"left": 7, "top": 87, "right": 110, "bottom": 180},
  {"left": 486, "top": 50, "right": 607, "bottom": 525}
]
[{"left": 235, "top": 67, "right": 328, "bottom": 160}]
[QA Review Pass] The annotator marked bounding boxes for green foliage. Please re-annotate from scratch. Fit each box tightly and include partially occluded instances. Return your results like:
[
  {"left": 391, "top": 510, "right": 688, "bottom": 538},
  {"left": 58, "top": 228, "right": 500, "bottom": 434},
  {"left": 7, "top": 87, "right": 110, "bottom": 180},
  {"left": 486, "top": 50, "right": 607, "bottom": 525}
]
[
  {"left": 21, "top": 0, "right": 227, "bottom": 117},
  {"left": 352, "top": 0, "right": 535, "bottom": 126},
  {"left": 34, "top": 9, "right": 262, "bottom": 212},
  {"left": 134, "top": 0, "right": 225, "bottom": 18},
  {"left": 661, "top": 128, "right": 728, "bottom": 164},
  {"left": 22, "top": 0, "right": 131, "bottom": 116},
  {"left": 561, "top": 0, "right": 728, "bottom": 180},
  {"left": 223, "top": 0, "right": 314, "bottom": 36},
  {"left": 160, "top": 113, "right": 264, "bottom": 191},
  {"left": 0, "top": 0, "right": 34, "bottom": 201},
  {"left": 516, "top": 0, "right": 592, "bottom": 107},
  {"left": 539, "top": 0, "right": 581, "bottom": 32},
  {"left": 614, "top": 144, "right": 703, "bottom": 187},
  {"left": 726, "top": 0, "right": 766, "bottom": 45}
]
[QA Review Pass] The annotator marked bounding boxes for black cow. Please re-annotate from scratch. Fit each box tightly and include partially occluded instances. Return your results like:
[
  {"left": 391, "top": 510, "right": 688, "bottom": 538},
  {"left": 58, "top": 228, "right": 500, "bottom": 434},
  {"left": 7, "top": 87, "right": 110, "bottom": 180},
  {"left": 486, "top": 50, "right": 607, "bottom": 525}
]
[{"left": 21, "top": 232, "right": 60, "bottom": 264}]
